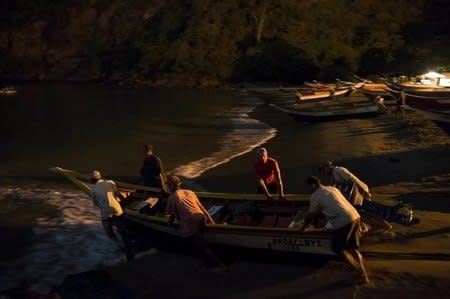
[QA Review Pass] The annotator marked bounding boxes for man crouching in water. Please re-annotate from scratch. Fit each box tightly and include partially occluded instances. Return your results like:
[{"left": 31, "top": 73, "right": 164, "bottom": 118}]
[
  {"left": 164, "top": 175, "right": 227, "bottom": 272},
  {"left": 299, "top": 176, "right": 369, "bottom": 284}
]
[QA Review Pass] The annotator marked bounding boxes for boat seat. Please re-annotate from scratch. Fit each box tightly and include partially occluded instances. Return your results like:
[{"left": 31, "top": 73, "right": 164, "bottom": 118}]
[
  {"left": 231, "top": 214, "right": 254, "bottom": 226},
  {"left": 259, "top": 215, "right": 277, "bottom": 227},
  {"left": 259, "top": 206, "right": 297, "bottom": 216},
  {"left": 276, "top": 216, "right": 295, "bottom": 228}
]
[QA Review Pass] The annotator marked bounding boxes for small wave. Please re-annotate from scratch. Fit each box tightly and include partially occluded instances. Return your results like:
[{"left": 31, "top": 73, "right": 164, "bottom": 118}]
[
  {"left": 0, "top": 188, "right": 123, "bottom": 293},
  {"left": 170, "top": 93, "right": 277, "bottom": 179}
]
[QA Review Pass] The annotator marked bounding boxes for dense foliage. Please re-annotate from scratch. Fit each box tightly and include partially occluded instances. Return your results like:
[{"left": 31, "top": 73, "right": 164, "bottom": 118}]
[{"left": 0, "top": 0, "right": 449, "bottom": 85}]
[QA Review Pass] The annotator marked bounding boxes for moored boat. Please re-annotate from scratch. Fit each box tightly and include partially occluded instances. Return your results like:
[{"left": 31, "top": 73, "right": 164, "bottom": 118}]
[
  {"left": 0, "top": 86, "right": 17, "bottom": 95},
  {"left": 270, "top": 99, "right": 381, "bottom": 122},
  {"left": 356, "top": 83, "right": 392, "bottom": 98},
  {"left": 400, "top": 90, "right": 450, "bottom": 110},
  {"left": 296, "top": 86, "right": 353, "bottom": 101}
]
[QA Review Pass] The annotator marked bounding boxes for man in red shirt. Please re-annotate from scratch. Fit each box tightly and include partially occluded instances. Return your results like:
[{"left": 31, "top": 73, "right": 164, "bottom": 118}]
[{"left": 253, "top": 147, "right": 285, "bottom": 200}]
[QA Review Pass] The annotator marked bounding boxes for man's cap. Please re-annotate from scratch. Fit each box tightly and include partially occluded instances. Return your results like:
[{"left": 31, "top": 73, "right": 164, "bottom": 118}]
[
  {"left": 256, "top": 147, "right": 267, "bottom": 154},
  {"left": 318, "top": 160, "right": 333, "bottom": 169},
  {"left": 167, "top": 175, "right": 182, "bottom": 186},
  {"left": 91, "top": 170, "right": 102, "bottom": 180}
]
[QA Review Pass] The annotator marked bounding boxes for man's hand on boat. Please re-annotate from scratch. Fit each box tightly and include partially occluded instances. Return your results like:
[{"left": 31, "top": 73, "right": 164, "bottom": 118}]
[{"left": 265, "top": 193, "right": 287, "bottom": 200}]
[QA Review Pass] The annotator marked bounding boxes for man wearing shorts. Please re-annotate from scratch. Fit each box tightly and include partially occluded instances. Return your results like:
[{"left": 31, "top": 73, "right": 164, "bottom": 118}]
[{"left": 299, "top": 176, "right": 369, "bottom": 284}]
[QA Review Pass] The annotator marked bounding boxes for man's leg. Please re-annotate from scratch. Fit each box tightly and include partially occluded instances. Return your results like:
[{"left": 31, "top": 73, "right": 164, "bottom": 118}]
[
  {"left": 102, "top": 218, "right": 117, "bottom": 241},
  {"left": 344, "top": 249, "right": 369, "bottom": 283},
  {"left": 113, "top": 216, "right": 136, "bottom": 261}
]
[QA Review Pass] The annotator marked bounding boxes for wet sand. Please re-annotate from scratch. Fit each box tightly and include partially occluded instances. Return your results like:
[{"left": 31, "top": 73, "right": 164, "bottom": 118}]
[{"left": 105, "top": 105, "right": 450, "bottom": 298}]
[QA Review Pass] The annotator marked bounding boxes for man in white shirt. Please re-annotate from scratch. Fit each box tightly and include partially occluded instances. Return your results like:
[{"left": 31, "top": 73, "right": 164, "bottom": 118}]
[
  {"left": 90, "top": 170, "right": 134, "bottom": 260},
  {"left": 319, "top": 161, "right": 371, "bottom": 207},
  {"left": 299, "top": 176, "right": 369, "bottom": 284}
]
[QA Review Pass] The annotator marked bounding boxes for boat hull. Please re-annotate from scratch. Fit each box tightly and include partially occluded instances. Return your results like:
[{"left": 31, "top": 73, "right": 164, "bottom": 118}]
[
  {"left": 127, "top": 211, "right": 335, "bottom": 255},
  {"left": 270, "top": 103, "right": 380, "bottom": 122},
  {"left": 296, "top": 87, "right": 353, "bottom": 101},
  {"left": 51, "top": 167, "right": 336, "bottom": 256},
  {"left": 402, "top": 92, "right": 450, "bottom": 110}
]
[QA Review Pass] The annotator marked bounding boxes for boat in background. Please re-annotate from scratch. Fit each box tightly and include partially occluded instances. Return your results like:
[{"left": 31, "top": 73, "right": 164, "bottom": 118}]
[
  {"left": 296, "top": 86, "right": 354, "bottom": 101},
  {"left": 0, "top": 86, "right": 17, "bottom": 95},
  {"left": 400, "top": 90, "right": 450, "bottom": 110},
  {"left": 356, "top": 83, "right": 392, "bottom": 98},
  {"left": 270, "top": 99, "right": 381, "bottom": 122},
  {"left": 384, "top": 71, "right": 450, "bottom": 98}
]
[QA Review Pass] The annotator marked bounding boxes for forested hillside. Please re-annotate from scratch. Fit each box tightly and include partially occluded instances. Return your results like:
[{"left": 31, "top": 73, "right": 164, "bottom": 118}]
[{"left": 1, "top": 0, "right": 449, "bottom": 86}]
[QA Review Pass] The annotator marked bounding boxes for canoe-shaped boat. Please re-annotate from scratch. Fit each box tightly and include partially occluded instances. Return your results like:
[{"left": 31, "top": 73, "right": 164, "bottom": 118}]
[
  {"left": 400, "top": 90, "right": 450, "bottom": 110},
  {"left": 296, "top": 87, "right": 353, "bottom": 101},
  {"left": 384, "top": 80, "right": 448, "bottom": 98},
  {"left": 0, "top": 87, "right": 17, "bottom": 95},
  {"left": 270, "top": 100, "right": 380, "bottom": 122},
  {"left": 52, "top": 167, "right": 339, "bottom": 256},
  {"left": 356, "top": 83, "right": 392, "bottom": 97}
]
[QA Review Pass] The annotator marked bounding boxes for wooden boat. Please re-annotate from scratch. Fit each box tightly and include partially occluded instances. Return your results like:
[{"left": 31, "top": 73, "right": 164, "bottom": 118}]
[
  {"left": 384, "top": 80, "right": 448, "bottom": 98},
  {"left": 0, "top": 87, "right": 17, "bottom": 95},
  {"left": 304, "top": 79, "right": 362, "bottom": 91},
  {"left": 400, "top": 90, "right": 450, "bottom": 110},
  {"left": 270, "top": 100, "right": 381, "bottom": 122},
  {"left": 304, "top": 81, "right": 336, "bottom": 91},
  {"left": 296, "top": 86, "right": 353, "bottom": 101},
  {"left": 356, "top": 83, "right": 392, "bottom": 97},
  {"left": 51, "top": 167, "right": 339, "bottom": 256}
]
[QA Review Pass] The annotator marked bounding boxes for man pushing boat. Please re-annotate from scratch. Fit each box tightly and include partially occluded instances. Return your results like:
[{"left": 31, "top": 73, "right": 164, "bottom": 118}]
[
  {"left": 164, "top": 175, "right": 227, "bottom": 272},
  {"left": 90, "top": 170, "right": 135, "bottom": 261},
  {"left": 253, "top": 147, "right": 286, "bottom": 200},
  {"left": 300, "top": 176, "right": 369, "bottom": 284}
]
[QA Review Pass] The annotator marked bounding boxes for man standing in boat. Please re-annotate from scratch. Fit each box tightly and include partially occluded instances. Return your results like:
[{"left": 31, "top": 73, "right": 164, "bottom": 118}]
[
  {"left": 164, "top": 175, "right": 227, "bottom": 272},
  {"left": 253, "top": 147, "right": 286, "bottom": 200},
  {"left": 90, "top": 170, "right": 134, "bottom": 261},
  {"left": 300, "top": 176, "right": 369, "bottom": 284},
  {"left": 318, "top": 160, "right": 371, "bottom": 207},
  {"left": 140, "top": 144, "right": 167, "bottom": 192}
]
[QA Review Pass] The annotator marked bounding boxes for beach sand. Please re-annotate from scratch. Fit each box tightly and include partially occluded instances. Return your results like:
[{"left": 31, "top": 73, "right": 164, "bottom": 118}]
[{"left": 104, "top": 106, "right": 450, "bottom": 298}]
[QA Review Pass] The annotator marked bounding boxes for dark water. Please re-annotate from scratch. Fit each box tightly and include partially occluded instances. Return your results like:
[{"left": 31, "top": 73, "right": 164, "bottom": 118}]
[
  {"left": 0, "top": 84, "right": 266, "bottom": 178},
  {"left": 0, "top": 84, "right": 448, "bottom": 292},
  {"left": 0, "top": 83, "right": 277, "bottom": 292}
]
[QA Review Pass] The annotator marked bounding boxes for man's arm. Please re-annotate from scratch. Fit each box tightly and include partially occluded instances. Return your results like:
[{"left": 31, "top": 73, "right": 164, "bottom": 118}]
[
  {"left": 337, "top": 167, "right": 371, "bottom": 198},
  {"left": 274, "top": 161, "right": 285, "bottom": 200},
  {"left": 199, "top": 202, "right": 215, "bottom": 224},
  {"left": 298, "top": 213, "right": 317, "bottom": 233},
  {"left": 155, "top": 157, "right": 168, "bottom": 192},
  {"left": 159, "top": 173, "right": 168, "bottom": 193},
  {"left": 257, "top": 178, "right": 273, "bottom": 199}
]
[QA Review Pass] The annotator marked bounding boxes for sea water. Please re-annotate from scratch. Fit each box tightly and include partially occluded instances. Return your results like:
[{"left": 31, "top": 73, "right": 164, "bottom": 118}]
[{"left": 0, "top": 84, "right": 276, "bottom": 292}]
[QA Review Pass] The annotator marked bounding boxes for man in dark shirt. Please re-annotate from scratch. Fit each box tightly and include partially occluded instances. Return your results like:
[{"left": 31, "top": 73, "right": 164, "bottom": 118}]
[{"left": 140, "top": 144, "right": 167, "bottom": 192}]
